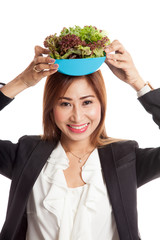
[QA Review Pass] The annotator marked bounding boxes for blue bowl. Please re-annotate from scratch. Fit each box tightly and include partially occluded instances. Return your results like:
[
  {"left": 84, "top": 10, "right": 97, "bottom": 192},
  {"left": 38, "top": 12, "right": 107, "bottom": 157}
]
[{"left": 54, "top": 57, "right": 106, "bottom": 76}]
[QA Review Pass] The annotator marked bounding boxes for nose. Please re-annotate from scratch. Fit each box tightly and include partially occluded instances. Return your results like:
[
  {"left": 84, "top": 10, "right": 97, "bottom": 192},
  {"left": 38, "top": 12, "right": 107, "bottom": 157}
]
[{"left": 70, "top": 104, "right": 84, "bottom": 123}]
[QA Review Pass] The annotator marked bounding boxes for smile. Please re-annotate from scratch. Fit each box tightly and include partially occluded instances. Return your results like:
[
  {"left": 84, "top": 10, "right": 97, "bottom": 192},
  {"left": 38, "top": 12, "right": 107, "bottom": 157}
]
[
  {"left": 67, "top": 123, "right": 89, "bottom": 133},
  {"left": 68, "top": 123, "right": 89, "bottom": 129}
]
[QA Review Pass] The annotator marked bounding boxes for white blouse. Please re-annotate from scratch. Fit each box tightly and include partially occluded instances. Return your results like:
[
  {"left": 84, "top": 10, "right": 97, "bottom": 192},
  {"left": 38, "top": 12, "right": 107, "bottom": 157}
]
[{"left": 26, "top": 142, "right": 120, "bottom": 240}]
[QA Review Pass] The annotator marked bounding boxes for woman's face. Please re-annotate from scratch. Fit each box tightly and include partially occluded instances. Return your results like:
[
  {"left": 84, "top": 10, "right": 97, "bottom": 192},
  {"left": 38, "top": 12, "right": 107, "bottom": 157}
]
[{"left": 53, "top": 77, "right": 101, "bottom": 145}]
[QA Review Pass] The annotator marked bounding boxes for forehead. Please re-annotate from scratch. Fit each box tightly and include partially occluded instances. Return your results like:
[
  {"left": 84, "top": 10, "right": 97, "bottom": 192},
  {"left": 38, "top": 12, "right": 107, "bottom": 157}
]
[{"left": 63, "top": 77, "right": 95, "bottom": 96}]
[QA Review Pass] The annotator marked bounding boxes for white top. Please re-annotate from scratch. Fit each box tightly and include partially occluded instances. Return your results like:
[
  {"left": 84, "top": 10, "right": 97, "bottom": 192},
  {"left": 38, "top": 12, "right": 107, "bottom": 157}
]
[{"left": 26, "top": 142, "right": 120, "bottom": 240}]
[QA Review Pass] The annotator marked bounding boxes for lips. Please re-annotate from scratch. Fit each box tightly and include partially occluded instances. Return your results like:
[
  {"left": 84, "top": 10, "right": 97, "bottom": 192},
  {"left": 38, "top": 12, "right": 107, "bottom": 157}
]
[
  {"left": 67, "top": 123, "right": 89, "bottom": 129},
  {"left": 67, "top": 123, "right": 89, "bottom": 133}
]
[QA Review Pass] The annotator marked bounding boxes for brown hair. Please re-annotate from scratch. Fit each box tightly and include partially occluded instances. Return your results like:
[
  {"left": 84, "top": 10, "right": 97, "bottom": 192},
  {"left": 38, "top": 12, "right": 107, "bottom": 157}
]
[{"left": 42, "top": 70, "right": 125, "bottom": 147}]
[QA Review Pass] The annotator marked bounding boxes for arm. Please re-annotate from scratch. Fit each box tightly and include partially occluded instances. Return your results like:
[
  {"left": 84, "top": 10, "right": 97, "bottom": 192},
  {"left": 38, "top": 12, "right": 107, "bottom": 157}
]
[
  {"left": 0, "top": 46, "right": 58, "bottom": 177},
  {"left": 136, "top": 88, "right": 160, "bottom": 186},
  {"left": 104, "top": 40, "right": 160, "bottom": 127},
  {"left": 104, "top": 41, "right": 160, "bottom": 186},
  {"left": 0, "top": 46, "right": 58, "bottom": 109},
  {"left": 130, "top": 88, "right": 160, "bottom": 187}
]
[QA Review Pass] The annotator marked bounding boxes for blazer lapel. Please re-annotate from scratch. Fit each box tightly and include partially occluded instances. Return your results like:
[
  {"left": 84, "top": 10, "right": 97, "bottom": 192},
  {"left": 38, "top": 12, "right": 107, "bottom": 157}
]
[{"left": 98, "top": 144, "right": 132, "bottom": 240}]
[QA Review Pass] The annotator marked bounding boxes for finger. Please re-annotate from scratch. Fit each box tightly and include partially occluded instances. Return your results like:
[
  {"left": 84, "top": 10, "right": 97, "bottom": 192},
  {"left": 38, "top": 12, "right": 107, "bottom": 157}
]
[
  {"left": 106, "top": 58, "right": 128, "bottom": 69},
  {"left": 106, "top": 53, "right": 126, "bottom": 62},
  {"left": 34, "top": 56, "right": 55, "bottom": 65},
  {"left": 41, "top": 69, "right": 58, "bottom": 78},
  {"left": 34, "top": 45, "right": 50, "bottom": 57},
  {"left": 105, "top": 40, "right": 125, "bottom": 54},
  {"left": 34, "top": 63, "right": 59, "bottom": 72}
]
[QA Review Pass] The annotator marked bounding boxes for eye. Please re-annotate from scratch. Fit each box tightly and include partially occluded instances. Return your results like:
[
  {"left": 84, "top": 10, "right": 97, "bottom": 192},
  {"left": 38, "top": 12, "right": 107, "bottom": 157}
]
[
  {"left": 60, "top": 102, "right": 71, "bottom": 107},
  {"left": 83, "top": 100, "right": 92, "bottom": 105}
]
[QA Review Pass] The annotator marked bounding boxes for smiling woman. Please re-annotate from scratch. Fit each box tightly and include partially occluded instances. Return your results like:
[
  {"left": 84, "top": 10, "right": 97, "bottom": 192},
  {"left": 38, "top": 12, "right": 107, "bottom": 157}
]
[
  {"left": 1, "top": 40, "right": 160, "bottom": 240},
  {"left": 42, "top": 70, "right": 123, "bottom": 147}
]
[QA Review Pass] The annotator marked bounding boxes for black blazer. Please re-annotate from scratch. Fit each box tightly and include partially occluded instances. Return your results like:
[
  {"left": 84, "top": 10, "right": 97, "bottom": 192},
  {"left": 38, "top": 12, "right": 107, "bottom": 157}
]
[{"left": 0, "top": 89, "right": 160, "bottom": 240}]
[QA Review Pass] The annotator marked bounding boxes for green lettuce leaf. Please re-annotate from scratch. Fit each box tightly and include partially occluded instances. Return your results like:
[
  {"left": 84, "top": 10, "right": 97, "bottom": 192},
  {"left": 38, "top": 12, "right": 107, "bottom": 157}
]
[{"left": 44, "top": 25, "right": 110, "bottom": 59}]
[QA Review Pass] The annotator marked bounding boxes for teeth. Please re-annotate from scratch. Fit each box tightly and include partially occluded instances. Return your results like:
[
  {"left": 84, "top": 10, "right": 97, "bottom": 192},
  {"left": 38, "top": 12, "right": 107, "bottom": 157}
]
[{"left": 69, "top": 123, "right": 88, "bottom": 129}]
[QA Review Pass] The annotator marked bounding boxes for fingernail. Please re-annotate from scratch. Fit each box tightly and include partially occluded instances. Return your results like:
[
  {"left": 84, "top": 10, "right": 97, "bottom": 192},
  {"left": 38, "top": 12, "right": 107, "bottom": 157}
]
[
  {"left": 105, "top": 48, "right": 110, "bottom": 53},
  {"left": 49, "top": 58, "right": 55, "bottom": 62},
  {"left": 107, "top": 54, "right": 112, "bottom": 59}
]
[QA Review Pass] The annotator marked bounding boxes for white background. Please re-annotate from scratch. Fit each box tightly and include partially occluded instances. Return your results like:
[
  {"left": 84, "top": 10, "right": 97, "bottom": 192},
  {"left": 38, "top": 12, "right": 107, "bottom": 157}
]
[{"left": 0, "top": 0, "right": 160, "bottom": 239}]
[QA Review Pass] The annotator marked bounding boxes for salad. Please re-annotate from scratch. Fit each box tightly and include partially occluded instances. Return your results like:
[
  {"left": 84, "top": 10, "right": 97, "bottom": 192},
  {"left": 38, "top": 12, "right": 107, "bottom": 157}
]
[{"left": 44, "top": 25, "right": 110, "bottom": 59}]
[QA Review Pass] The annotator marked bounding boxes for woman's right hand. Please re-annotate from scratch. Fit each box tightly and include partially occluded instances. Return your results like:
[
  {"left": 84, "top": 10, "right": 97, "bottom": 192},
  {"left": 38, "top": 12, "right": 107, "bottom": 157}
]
[
  {"left": 0, "top": 46, "right": 58, "bottom": 98},
  {"left": 18, "top": 45, "right": 59, "bottom": 87}
]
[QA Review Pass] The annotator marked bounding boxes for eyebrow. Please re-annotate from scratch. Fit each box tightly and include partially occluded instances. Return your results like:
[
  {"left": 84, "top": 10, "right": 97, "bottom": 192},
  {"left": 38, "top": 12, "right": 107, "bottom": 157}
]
[{"left": 58, "top": 95, "right": 95, "bottom": 101}]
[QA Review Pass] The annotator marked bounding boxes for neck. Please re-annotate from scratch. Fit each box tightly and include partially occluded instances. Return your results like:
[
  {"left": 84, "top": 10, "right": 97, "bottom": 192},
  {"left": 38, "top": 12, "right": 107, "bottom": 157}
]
[{"left": 60, "top": 136, "right": 94, "bottom": 155}]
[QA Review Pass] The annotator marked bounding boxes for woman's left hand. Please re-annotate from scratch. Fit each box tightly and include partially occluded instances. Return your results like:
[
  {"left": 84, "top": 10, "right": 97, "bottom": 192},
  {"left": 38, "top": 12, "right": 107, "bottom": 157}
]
[{"left": 105, "top": 40, "right": 145, "bottom": 91}]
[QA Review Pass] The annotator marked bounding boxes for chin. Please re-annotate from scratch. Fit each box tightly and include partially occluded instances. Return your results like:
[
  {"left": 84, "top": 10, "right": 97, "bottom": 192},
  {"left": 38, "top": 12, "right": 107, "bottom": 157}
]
[{"left": 62, "top": 132, "right": 91, "bottom": 142}]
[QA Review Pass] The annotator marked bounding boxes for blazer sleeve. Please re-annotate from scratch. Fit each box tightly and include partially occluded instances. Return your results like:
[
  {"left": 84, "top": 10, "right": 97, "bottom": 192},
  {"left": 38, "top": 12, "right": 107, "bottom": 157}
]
[
  {"left": 138, "top": 88, "right": 160, "bottom": 128},
  {"left": 0, "top": 139, "right": 19, "bottom": 179},
  {"left": 0, "top": 83, "right": 17, "bottom": 178},
  {"left": 136, "top": 88, "right": 160, "bottom": 187},
  {"left": 0, "top": 83, "right": 14, "bottom": 111}
]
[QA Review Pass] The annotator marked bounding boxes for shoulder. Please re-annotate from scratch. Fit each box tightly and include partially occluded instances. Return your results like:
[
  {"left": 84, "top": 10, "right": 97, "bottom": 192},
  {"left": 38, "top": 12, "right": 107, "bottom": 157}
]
[
  {"left": 111, "top": 139, "right": 139, "bottom": 149},
  {"left": 16, "top": 135, "right": 57, "bottom": 162},
  {"left": 100, "top": 139, "right": 139, "bottom": 160},
  {"left": 18, "top": 135, "right": 41, "bottom": 145},
  {"left": 112, "top": 140, "right": 138, "bottom": 157},
  {"left": 19, "top": 135, "right": 41, "bottom": 142},
  {"left": 17, "top": 135, "right": 46, "bottom": 155},
  {"left": 18, "top": 135, "right": 57, "bottom": 151},
  {"left": 16, "top": 135, "right": 42, "bottom": 154},
  {"left": 112, "top": 140, "right": 138, "bottom": 151},
  {"left": 101, "top": 139, "right": 139, "bottom": 149}
]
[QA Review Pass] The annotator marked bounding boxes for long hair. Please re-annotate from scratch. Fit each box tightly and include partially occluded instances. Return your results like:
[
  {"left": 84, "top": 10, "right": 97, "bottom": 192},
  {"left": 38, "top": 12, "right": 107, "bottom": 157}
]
[{"left": 42, "top": 70, "right": 125, "bottom": 147}]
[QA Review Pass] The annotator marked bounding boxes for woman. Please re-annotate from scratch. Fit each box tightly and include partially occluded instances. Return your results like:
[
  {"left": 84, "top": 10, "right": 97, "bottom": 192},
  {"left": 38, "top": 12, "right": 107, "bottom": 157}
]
[{"left": 0, "top": 40, "right": 159, "bottom": 240}]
